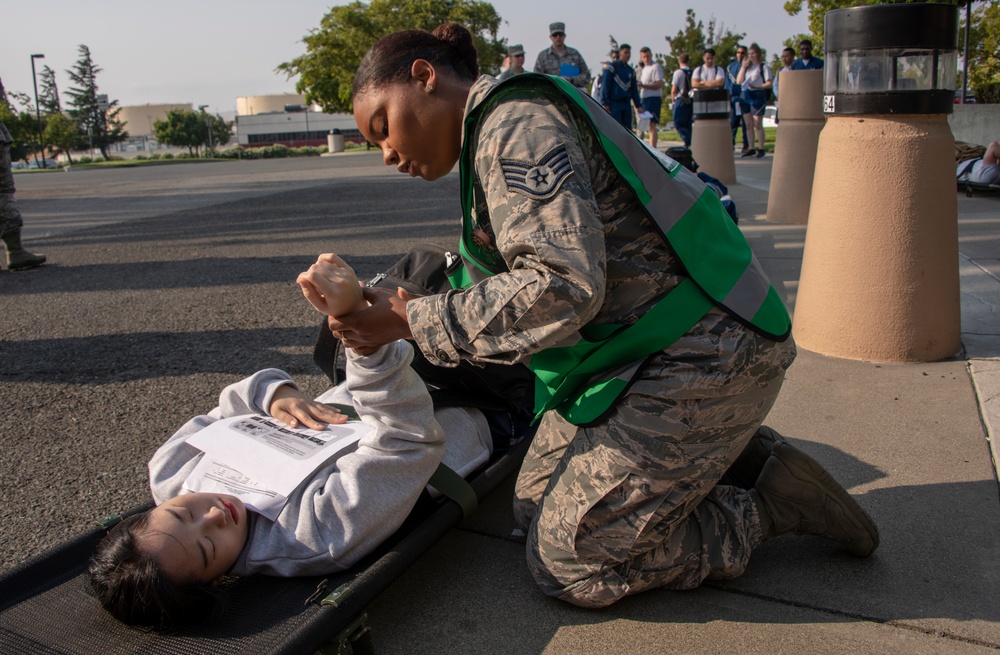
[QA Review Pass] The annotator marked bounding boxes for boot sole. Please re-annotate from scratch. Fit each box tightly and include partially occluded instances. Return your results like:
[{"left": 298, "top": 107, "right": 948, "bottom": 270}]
[
  {"left": 7, "top": 258, "right": 46, "bottom": 271},
  {"left": 771, "top": 442, "right": 880, "bottom": 558}
]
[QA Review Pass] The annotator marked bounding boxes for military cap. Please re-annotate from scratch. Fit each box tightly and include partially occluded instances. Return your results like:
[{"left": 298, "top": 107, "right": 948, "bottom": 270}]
[
  {"left": 549, "top": 22, "right": 566, "bottom": 35},
  {"left": 507, "top": 44, "right": 525, "bottom": 56}
]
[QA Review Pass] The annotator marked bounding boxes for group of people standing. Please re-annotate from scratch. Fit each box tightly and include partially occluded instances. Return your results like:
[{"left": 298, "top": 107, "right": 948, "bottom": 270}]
[
  {"left": 498, "top": 24, "right": 667, "bottom": 147},
  {"left": 672, "top": 39, "right": 823, "bottom": 156},
  {"left": 498, "top": 25, "right": 825, "bottom": 159}
]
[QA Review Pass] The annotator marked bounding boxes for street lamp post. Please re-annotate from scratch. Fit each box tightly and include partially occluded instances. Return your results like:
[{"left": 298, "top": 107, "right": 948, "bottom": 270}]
[
  {"left": 30, "top": 53, "right": 45, "bottom": 167},
  {"left": 198, "top": 105, "right": 214, "bottom": 158}
]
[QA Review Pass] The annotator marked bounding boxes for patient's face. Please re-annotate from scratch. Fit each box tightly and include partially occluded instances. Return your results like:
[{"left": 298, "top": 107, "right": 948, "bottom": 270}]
[{"left": 140, "top": 493, "right": 250, "bottom": 584}]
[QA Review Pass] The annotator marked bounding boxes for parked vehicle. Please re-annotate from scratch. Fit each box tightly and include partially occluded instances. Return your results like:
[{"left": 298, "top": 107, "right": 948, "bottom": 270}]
[
  {"left": 27, "top": 158, "right": 59, "bottom": 169},
  {"left": 762, "top": 106, "right": 778, "bottom": 128}
]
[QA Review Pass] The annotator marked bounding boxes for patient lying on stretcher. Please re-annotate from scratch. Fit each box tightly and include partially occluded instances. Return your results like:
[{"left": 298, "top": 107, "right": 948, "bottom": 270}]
[{"left": 89, "top": 255, "right": 495, "bottom": 628}]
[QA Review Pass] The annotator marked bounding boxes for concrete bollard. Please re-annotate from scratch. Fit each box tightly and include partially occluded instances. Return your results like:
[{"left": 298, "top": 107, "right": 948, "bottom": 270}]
[
  {"left": 690, "top": 89, "right": 736, "bottom": 185},
  {"left": 766, "top": 70, "right": 824, "bottom": 224},
  {"left": 793, "top": 3, "right": 961, "bottom": 362}
]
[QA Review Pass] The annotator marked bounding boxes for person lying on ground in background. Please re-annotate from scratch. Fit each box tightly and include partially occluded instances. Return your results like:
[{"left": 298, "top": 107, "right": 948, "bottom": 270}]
[{"left": 970, "top": 140, "right": 1000, "bottom": 186}]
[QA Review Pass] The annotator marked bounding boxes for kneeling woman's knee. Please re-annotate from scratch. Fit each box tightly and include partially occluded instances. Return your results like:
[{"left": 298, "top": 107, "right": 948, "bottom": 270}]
[{"left": 525, "top": 529, "right": 628, "bottom": 609}]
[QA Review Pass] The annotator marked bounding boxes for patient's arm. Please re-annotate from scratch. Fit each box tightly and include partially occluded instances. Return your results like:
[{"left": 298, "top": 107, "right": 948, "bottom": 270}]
[{"left": 297, "top": 253, "right": 366, "bottom": 317}]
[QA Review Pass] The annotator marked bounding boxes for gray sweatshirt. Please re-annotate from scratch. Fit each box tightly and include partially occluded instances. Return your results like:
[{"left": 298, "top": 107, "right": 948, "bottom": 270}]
[{"left": 147, "top": 340, "right": 491, "bottom": 577}]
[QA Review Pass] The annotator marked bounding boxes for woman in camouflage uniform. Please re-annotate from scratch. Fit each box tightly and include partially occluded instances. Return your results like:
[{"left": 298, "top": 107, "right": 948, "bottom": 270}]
[{"left": 334, "top": 23, "right": 879, "bottom": 608}]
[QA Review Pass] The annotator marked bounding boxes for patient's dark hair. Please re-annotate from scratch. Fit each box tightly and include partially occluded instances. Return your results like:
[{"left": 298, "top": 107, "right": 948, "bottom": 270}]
[
  {"left": 88, "top": 511, "right": 225, "bottom": 629},
  {"left": 353, "top": 22, "right": 479, "bottom": 97}
]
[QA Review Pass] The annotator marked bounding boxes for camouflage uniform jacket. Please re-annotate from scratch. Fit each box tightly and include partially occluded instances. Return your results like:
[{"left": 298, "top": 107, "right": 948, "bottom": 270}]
[
  {"left": 406, "top": 75, "right": 773, "bottom": 374},
  {"left": 1, "top": 120, "right": 24, "bottom": 232},
  {"left": 532, "top": 46, "right": 592, "bottom": 91}
]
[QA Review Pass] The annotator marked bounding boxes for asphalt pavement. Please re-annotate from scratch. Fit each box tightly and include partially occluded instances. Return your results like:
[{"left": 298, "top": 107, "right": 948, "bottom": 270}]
[{"left": 1, "top": 151, "right": 998, "bottom": 654}]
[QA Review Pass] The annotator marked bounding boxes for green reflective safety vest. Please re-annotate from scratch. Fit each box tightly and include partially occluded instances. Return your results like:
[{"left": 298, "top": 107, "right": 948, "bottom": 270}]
[{"left": 450, "top": 73, "right": 791, "bottom": 426}]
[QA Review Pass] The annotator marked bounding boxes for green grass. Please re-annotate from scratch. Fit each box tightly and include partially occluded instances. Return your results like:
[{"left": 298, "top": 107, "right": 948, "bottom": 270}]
[{"left": 653, "top": 126, "right": 777, "bottom": 152}]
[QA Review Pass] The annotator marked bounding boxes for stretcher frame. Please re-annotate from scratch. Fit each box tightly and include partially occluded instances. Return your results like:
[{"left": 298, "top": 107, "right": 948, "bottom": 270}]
[
  {"left": 964, "top": 180, "right": 1000, "bottom": 197},
  {"left": 0, "top": 438, "right": 528, "bottom": 655}
]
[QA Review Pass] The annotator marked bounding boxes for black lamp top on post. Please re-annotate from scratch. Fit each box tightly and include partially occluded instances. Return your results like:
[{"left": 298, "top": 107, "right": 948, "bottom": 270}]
[
  {"left": 823, "top": 3, "right": 959, "bottom": 116},
  {"left": 692, "top": 88, "right": 730, "bottom": 119}
]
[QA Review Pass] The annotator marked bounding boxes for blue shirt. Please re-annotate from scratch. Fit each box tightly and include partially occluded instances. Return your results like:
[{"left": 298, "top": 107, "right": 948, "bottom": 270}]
[
  {"left": 600, "top": 60, "right": 641, "bottom": 107},
  {"left": 791, "top": 56, "right": 824, "bottom": 71},
  {"left": 726, "top": 60, "right": 743, "bottom": 97}
]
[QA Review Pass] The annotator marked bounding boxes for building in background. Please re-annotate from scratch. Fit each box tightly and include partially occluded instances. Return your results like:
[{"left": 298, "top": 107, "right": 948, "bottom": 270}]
[
  {"left": 235, "top": 94, "right": 363, "bottom": 148},
  {"left": 117, "top": 103, "right": 193, "bottom": 152}
]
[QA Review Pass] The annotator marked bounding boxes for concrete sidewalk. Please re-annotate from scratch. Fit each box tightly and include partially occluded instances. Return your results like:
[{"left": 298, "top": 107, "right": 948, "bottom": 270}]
[
  {"left": 362, "top": 156, "right": 1000, "bottom": 654},
  {"left": 3, "top": 154, "right": 997, "bottom": 653}
]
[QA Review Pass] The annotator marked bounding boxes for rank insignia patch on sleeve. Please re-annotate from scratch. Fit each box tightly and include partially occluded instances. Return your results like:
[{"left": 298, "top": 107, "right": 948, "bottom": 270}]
[{"left": 499, "top": 144, "right": 574, "bottom": 200}]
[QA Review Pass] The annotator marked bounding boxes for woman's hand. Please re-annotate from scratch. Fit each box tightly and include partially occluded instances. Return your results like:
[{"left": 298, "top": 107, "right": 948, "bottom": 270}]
[
  {"left": 328, "top": 286, "right": 414, "bottom": 355},
  {"left": 269, "top": 385, "right": 348, "bottom": 429}
]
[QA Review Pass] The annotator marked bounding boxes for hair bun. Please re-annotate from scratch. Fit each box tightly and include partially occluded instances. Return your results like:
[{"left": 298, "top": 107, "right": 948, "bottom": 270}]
[{"left": 432, "top": 22, "right": 478, "bottom": 79}]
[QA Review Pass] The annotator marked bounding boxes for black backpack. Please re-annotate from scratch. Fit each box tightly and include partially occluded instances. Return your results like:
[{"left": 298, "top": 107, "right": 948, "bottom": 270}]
[
  {"left": 679, "top": 68, "right": 693, "bottom": 104},
  {"left": 665, "top": 146, "right": 698, "bottom": 173}
]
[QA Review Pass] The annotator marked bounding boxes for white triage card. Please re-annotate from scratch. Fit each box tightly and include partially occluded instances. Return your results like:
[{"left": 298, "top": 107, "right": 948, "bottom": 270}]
[{"left": 182, "top": 415, "right": 369, "bottom": 521}]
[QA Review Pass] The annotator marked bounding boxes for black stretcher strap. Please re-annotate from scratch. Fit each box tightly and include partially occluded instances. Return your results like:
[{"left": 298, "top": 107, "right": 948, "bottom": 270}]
[{"left": 427, "top": 462, "right": 478, "bottom": 519}]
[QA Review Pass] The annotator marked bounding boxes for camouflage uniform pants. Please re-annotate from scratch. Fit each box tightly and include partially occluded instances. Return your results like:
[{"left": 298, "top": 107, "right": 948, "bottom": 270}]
[
  {"left": 514, "top": 329, "right": 795, "bottom": 608},
  {"left": 0, "top": 122, "right": 23, "bottom": 239}
]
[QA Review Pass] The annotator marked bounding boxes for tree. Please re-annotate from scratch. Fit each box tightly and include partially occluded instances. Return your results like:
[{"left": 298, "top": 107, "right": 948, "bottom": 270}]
[
  {"left": 153, "top": 109, "right": 205, "bottom": 156},
  {"left": 783, "top": 0, "right": 975, "bottom": 56},
  {"left": 65, "top": 45, "right": 127, "bottom": 160},
  {"left": 38, "top": 65, "right": 62, "bottom": 115},
  {"left": 963, "top": 1, "right": 1000, "bottom": 100},
  {"left": 661, "top": 10, "right": 746, "bottom": 76},
  {"left": 784, "top": 0, "right": 997, "bottom": 100},
  {"left": 278, "top": 0, "right": 505, "bottom": 114},
  {"left": 44, "top": 113, "right": 78, "bottom": 164},
  {"left": 0, "top": 83, "right": 45, "bottom": 165},
  {"left": 198, "top": 107, "right": 233, "bottom": 156}
]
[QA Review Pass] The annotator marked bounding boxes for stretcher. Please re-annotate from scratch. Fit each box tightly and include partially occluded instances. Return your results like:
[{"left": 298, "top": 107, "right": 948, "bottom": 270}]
[
  {"left": 964, "top": 180, "right": 1000, "bottom": 197},
  {"left": 956, "top": 157, "right": 1000, "bottom": 197},
  {"left": 3, "top": 247, "right": 537, "bottom": 653},
  {"left": 0, "top": 439, "right": 528, "bottom": 655}
]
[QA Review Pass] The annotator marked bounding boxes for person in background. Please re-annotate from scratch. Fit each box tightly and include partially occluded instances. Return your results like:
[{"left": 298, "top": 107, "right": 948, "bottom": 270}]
[
  {"left": 533, "top": 22, "right": 591, "bottom": 93},
  {"left": 590, "top": 50, "right": 618, "bottom": 100},
  {"left": 637, "top": 47, "right": 664, "bottom": 149},
  {"left": 773, "top": 47, "right": 795, "bottom": 123},
  {"left": 0, "top": 120, "right": 46, "bottom": 272},
  {"left": 791, "top": 39, "right": 824, "bottom": 70},
  {"left": 498, "top": 44, "right": 526, "bottom": 82},
  {"left": 737, "top": 43, "right": 773, "bottom": 159},
  {"left": 692, "top": 48, "right": 725, "bottom": 90},
  {"left": 670, "top": 53, "right": 693, "bottom": 148},
  {"left": 600, "top": 44, "right": 642, "bottom": 131},
  {"left": 726, "top": 45, "right": 751, "bottom": 156},
  {"left": 969, "top": 140, "right": 1000, "bottom": 186}
]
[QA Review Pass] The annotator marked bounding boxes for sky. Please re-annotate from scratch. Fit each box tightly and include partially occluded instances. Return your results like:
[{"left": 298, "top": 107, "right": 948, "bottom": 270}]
[{"left": 1, "top": 0, "right": 810, "bottom": 116}]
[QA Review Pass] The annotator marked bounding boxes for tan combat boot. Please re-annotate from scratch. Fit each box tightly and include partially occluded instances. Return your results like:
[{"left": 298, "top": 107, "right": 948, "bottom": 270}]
[
  {"left": 2, "top": 230, "right": 46, "bottom": 270},
  {"left": 750, "top": 441, "right": 880, "bottom": 557}
]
